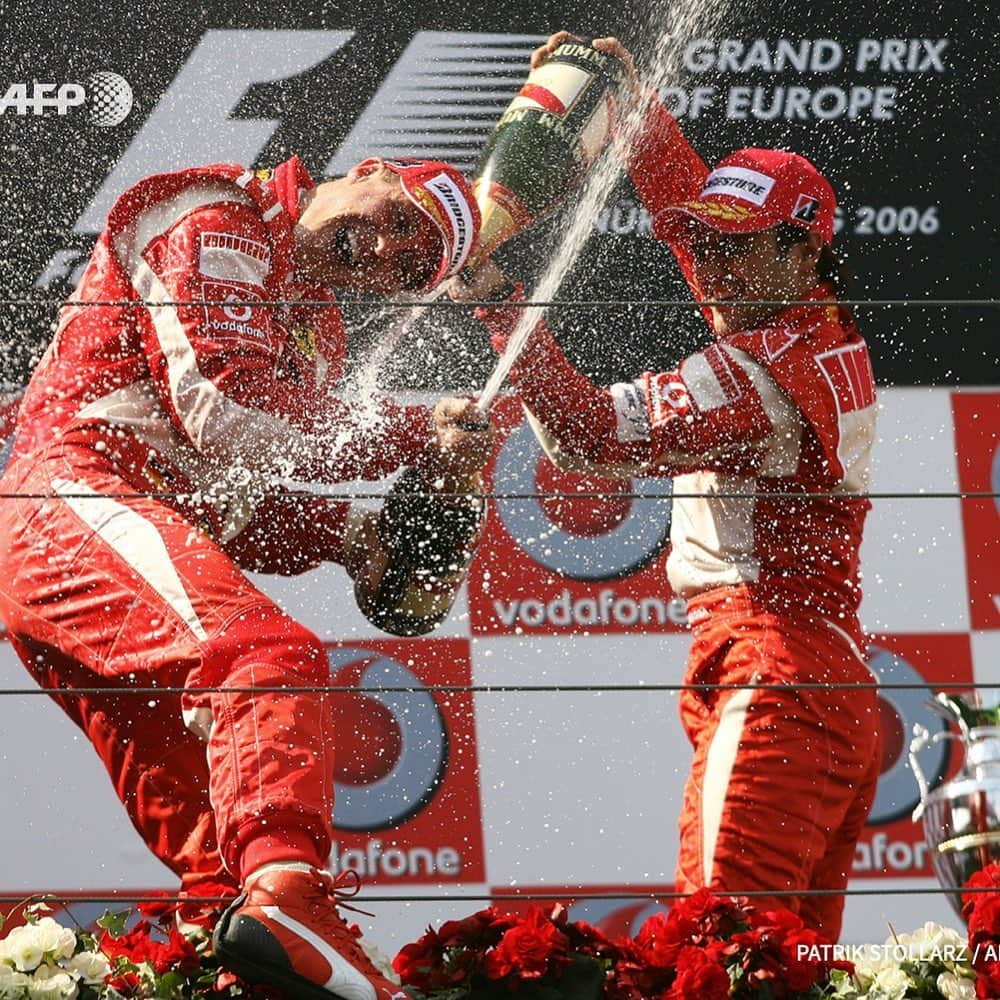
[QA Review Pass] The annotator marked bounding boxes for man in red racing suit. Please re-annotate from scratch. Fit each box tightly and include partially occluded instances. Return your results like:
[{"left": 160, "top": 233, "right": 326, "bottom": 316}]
[
  {"left": 0, "top": 153, "right": 488, "bottom": 998},
  {"left": 466, "top": 34, "right": 880, "bottom": 940}
]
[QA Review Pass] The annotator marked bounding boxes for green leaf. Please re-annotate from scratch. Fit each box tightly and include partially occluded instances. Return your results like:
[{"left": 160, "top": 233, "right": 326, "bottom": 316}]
[
  {"left": 97, "top": 908, "right": 132, "bottom": 936},
  {"left": 154, "top": 970, "right": 186, "bottom": 997}
]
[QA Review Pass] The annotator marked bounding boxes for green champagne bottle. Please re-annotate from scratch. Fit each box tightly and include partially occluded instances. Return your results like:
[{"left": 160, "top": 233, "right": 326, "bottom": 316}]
[{"left": 470, "top": 41, "right": 626, "bottom": 268}]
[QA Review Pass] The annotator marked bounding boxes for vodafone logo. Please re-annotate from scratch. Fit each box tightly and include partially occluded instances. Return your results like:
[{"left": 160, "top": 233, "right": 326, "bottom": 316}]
[
  {"left": 493, "top": 886, "right": 676, "bottom": 937},
  {"left": 865, "top": 645, "right": 949, "bottom": 826},
  {"left": 853, "top": 634, "right": 974, "bottom": 879},
  {"left": 222, "top": 294, "right": 253, "bottom": 322},
  {"left": 326, "top": 647, "right": 447, "bottom": 831},
  {"left": 568, "top": 896, "right": 666, "bottom": 936},
  {"left": 470, "top": 404, "right": 686, "bottom": 635},
  {"left": 494, "top": 420, "right": 672, "bottom": 581},
  {"left": 323, "top": 639, "right": 486, "bottom": 884}
]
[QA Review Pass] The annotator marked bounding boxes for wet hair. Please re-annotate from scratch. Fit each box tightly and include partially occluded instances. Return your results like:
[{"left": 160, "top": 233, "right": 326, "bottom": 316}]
[{"left": 773, "top": 222, "right": 852, "bottom": 297}]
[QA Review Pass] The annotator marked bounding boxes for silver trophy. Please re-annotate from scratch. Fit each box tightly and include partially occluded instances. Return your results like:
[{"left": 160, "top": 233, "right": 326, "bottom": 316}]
[{"left": 910, "top": 690, "right": 1000, "bottom": 920}]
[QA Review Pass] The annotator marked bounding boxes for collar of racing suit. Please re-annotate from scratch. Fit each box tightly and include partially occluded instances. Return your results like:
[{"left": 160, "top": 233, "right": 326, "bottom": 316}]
[
  {"left": 265, "top": 155, "right": 315, "bottom": 225},
  {"left": 717, "top": 281, "right": 849, "bottom": 343}
]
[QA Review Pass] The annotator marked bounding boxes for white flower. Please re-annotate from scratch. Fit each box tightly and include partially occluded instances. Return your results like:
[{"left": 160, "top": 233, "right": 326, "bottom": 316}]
[
  {"left": 67, "top": 950, "right": 111, "bottom": 984},
  {"left": 871, "top": 965, "right": 912, "bottom": 999},
  {"left": 0, "top": 963, "right": 33, "bottom": 1000},
  {"left": 26, "top": 964, "right": 78, "bottom": 999},
  {"left": 907, "top": 921, "right": 967, "bottom": 956},
  {"left": 2, "top": 925, "right": 45, "bottom": 972},
  {"left": 31, "top": 920, "right": 76, "bottom": 963},
  {"left": 0, "top": 918, "right": 78, "bottom": 975},
  {"left": 852, "top": 943, "right": 891, "bottom": 981},
  {"left": 937, "top": 971, "right": 977, "bottom": 1000}
]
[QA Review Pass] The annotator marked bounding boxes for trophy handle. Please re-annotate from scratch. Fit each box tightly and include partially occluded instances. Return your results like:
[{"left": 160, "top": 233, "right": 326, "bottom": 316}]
[{"left": 909, "top": 723, "right": 961, "bottom": 820}]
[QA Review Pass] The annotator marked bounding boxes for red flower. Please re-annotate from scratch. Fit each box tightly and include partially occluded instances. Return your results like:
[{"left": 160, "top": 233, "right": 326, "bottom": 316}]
[
  {"left": 483, "top": 906, "right": 570, "bottom": 981},
  {"left": 978, "top": 963, "right": 1000, "bottom": 1000},
  {"left": 137, "top": 890, "right": 175, "bottom": 921},
  {"left": 106, "top": 969, "right": 142, "bottom": 996},
  {"left": 564, "top": 916, "right": 616, "bottom": 959},
  {"left": 664, "top": 945, "right": 730, "bottom": 1000},
  {"left": 394, "top": 928, "right": 455, "bottom": 993},
  {"left": 99, "top": 920, "right": 199, "bottom": 977},
  {"left": 963, "top": 862, "right": 1000, "bottom": 998},
  {"left": 635, "top": 910, "right": 686, "bottom": 970},
  {"left": 100, "top": 920, "right": 158, "bottom": 965},
  {"left": 674, "top": 887, "right": 752, "bottom": 940},
  {"left": 964, "top": 864, "right": 1000, "bottom": 928},
  {"left": 437, "top": 908, "right": 507, "bottom": 949}
]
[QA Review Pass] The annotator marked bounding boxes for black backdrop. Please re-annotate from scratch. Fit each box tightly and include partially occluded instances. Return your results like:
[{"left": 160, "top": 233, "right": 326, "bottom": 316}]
[{"left": 2, "top": 0, "right": 996, "bottom": 389}]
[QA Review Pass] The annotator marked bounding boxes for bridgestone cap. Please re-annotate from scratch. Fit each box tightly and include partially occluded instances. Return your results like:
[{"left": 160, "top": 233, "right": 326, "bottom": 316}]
[
  {"left": 383, "top": 159, "right": 482, "bottom": 288},
  {"left": 663, "top": 147, "right": 837, "bottom": 243}
]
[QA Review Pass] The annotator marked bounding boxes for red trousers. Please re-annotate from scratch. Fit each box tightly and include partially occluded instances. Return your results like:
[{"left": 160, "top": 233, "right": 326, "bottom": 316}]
[
  {"left": 677, "top": 586, "right": 881, "bottom": 941},
  {"left": 0, "top": 449, "right": 335, "bottom": 891}
]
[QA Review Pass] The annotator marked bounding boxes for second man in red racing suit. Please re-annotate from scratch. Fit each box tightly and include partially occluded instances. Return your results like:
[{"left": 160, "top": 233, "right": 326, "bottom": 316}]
[{"left": 467, "top": 34, "right": 880, "bottom": 940}]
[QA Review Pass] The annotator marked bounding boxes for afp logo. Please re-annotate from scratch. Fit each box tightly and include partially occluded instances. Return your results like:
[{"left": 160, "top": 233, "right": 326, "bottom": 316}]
[
  {"left": 469, "top": 402, "right": 685, "bottom": 635},
  {"left": 1, "top": 72, "right": 132, "bottom": 126},
  {"left": 324, "top": 639, "right": 486, "bottom": 884}
]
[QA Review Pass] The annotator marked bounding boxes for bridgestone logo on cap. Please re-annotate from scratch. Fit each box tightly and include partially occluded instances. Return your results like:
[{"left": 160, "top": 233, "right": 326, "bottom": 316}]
[
  {"left": 425, "top": 173, "right": 475, "bottom": 278},
  {"left": 701, "top": 166, "right": 776, "bottom": 207},
  {"left": 792, "top": 193, "right": 821, "bottom": 222}
]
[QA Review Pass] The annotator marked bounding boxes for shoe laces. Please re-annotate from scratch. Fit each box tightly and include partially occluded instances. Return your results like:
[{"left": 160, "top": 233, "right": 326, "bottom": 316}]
[
  {"left": 312, "top": 868, "right": 374, "bottom": 918},
  {"left": 301, "top": 869, "right": 390, "bottom": 980}
]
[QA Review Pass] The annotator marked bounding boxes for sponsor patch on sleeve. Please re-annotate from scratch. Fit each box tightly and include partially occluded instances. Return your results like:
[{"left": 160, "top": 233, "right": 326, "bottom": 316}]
[
  {"left": 646, "top": 371, "right": 692, "bottom": 426},
  {"left": 609, "top": 381, "right": 651, "bottom": 442}
]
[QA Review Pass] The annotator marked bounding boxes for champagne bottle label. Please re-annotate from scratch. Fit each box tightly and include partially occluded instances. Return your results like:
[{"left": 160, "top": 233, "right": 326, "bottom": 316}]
[
  {"left": 469, "top": 177, "right": 535, "bottom": 263},
  {"left": 469, "top": 42, "right": 626, "bottom": 266}
]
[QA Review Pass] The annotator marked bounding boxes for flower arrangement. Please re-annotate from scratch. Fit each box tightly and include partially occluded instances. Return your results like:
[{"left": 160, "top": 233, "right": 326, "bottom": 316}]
[
  {"left": 829, "top": 923, "right": 975, "bottom": 1000},
  {"left": 2, "top": 875, "right": 998, "bottom": 1000},
  {"left": 963, "top": 863, "right": 1000, "bottom": 999},
  {"left": 393, "top": 889, "right": 850, "bottom": 999},
  {"left": 0, "top": 896, "right": 279, "bottom": 999},
  {"left": 0, "top": 912, "right": 110, "bottom": 999}
]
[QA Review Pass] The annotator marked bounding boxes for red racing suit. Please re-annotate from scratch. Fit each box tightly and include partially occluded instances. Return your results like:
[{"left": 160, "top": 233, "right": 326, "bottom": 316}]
[
  {"left": 478, "top": 99, "right": 880, "bottom": 939},
  {"left": 0, "top": 157, "right": 433, "bottom": 895}
]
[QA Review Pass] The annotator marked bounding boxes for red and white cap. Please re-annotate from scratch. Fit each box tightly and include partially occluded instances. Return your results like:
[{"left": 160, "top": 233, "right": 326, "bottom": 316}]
[
  {"left": 383, "top": 159, "right": 481, "bottom": 288},
  {"left": 663, "top": 147, "right": 837, "bottom": 244}
]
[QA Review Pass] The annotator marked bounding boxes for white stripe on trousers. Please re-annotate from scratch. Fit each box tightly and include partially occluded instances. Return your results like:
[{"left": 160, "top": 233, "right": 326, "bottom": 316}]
[
  {"left": 700, "top": 684, "right": 755, "bottom": 882},
  {"left": 52, "top": 477, "right": 208, "bottom": 641}
]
